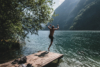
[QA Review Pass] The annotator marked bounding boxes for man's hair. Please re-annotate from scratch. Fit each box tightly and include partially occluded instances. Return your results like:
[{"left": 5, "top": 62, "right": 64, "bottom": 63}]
[{"left": 52, "top": 25, "right": 54, "bottom": 28}]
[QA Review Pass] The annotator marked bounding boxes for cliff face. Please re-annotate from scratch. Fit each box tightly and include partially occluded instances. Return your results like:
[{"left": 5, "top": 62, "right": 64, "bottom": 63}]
[{"left": 45, "top": 0, "right": 100, "bottom": 30}]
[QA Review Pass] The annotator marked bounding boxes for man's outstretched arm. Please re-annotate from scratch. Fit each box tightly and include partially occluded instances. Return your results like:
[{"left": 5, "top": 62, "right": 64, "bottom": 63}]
[
  {"left": 54, "top": 24, "right": 59, "bottom": 30},
  {"left": 48, "top": 24, "right": 51, "bottom": 29}
]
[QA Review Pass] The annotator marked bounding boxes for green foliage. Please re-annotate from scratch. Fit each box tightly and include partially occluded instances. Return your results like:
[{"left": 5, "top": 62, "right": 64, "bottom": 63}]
[
  {"left": 0, "top": 0, "right": 54, "bottom": 41},
  {"left": 0, "top": 40, "right": 20, "bottom": 51}
]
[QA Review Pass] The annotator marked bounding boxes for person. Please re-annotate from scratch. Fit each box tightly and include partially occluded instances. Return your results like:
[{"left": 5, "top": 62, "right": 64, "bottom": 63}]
[{"left": 48, "top": 24, "right": 59, "bottom": 51}]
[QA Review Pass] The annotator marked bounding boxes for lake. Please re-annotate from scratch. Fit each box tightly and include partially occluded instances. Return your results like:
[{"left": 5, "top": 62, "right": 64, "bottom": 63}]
[
  {"left": 22, "top": 31, "right": 100, "bottom": 67},
  {"left": 1, "top": 31, "right": 100, "bottom": 67}
]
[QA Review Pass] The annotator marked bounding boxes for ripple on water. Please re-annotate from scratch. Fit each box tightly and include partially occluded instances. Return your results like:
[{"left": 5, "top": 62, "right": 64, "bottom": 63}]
[{"left": 23, "top": 31, "right": 100, "bottom": 67}]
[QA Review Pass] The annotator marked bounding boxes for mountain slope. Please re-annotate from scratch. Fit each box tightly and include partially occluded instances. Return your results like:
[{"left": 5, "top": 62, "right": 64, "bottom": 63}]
[
  {"left": 45, "top": 0, "right": 100, "bottom": 30},
  {"left": 45, "top": 0, "right": 80, "bottom": 30},
  {"left": 70, "top": 0, "right": 100, "bottom": 30},
  {"left": 64, "top": 0, "right": 94, "bottom": 29}
]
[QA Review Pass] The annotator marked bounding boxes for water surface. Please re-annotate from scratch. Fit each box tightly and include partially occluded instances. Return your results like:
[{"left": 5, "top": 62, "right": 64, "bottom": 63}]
[{"left": 23, "top": 31, "right": 100, "bottom": 67}]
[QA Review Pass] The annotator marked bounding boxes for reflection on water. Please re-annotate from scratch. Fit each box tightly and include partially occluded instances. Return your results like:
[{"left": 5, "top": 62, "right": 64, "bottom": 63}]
[{"left": 1, "top": 31, "right": 100, "bottom": 67}]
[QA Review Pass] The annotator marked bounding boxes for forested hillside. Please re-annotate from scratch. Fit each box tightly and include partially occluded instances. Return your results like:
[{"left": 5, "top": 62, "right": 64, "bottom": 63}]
[
  {"left": 45, "top": 0, "right": 100, "bottom": 30},
  {"left": 70, "top": 0, "right": 100, "bottom": 30},
  {"left": 45, "top": 0, "right": 80, "bottom": 29}
]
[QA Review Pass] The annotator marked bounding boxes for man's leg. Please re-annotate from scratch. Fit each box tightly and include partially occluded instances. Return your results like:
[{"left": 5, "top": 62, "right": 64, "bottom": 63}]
[
  {"left": 48, "top": 41, "right": 53, "bottom": 51},
  {"left": 48, "top": 36, "right": 54, "bottom": 51}
]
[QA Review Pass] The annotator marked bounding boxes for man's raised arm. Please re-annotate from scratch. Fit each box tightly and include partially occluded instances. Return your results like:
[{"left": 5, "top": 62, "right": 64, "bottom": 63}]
[
  {"left": 48, "top": 24, "right": 51, "bottom": 29},
  {"left": 54, "top": 24, "right": 59, "bottom": 30}
]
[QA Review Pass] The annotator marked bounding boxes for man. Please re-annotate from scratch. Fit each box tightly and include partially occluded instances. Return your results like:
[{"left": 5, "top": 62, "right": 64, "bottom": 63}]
[{"left": 48, "top": 24, "right": 59, "bottom": 51}]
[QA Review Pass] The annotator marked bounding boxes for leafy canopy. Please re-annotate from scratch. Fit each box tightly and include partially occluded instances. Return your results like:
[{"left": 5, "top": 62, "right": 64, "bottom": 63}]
[{"left": 0, "top": 0, "right": 54, "bottom": 41}]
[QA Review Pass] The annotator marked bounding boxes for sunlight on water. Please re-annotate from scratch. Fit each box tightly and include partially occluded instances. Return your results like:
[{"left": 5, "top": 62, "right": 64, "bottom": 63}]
[{"left": 24, "top": 31, "right": 100, "bottom": 67}]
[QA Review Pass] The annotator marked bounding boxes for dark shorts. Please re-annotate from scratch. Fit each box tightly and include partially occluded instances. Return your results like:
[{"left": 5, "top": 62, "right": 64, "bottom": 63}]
[{"left": 49, "top": 35, "right": 54, "bottom": 42}]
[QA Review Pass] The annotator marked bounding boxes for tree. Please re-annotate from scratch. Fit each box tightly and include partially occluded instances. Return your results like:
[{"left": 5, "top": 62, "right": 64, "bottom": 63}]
[{"left": 0, "top": 0, "right": 54, "bottom": 41}]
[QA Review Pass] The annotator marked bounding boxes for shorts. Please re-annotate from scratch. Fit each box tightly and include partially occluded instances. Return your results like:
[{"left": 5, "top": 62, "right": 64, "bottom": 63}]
[{"left": 49, "top": 35, "right": 54, "bottom": 42}]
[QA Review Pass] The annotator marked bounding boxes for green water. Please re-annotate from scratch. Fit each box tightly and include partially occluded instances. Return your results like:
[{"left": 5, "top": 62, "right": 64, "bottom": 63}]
[
  {"left": 1, "top": 31, "right": 100, "bottom": 67},
  {"left": 23, "top": 31, "right": 100, "bottom": 67}
]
